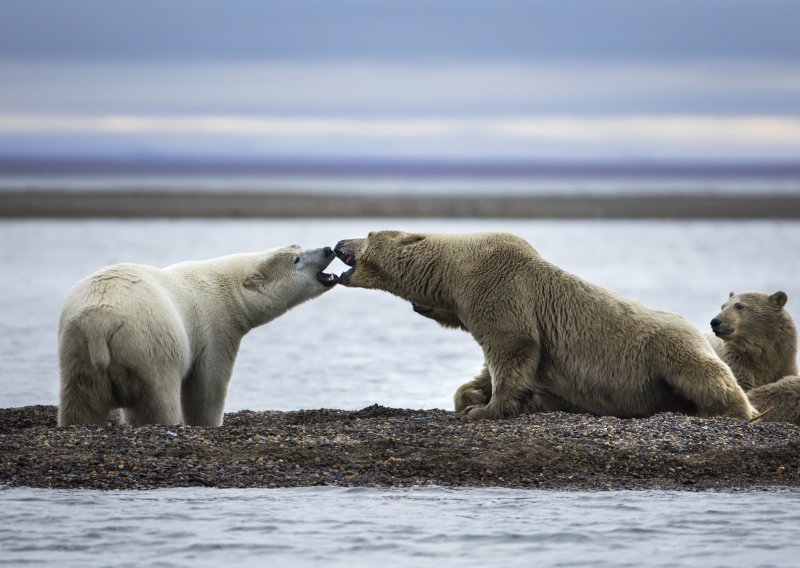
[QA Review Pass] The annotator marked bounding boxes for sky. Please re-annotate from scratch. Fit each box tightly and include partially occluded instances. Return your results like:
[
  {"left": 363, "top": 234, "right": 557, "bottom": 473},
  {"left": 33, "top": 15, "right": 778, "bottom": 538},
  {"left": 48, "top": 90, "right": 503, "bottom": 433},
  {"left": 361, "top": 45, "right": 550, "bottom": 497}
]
[{"left": 1, "top": 0, "right": 800, "bottom": 162}]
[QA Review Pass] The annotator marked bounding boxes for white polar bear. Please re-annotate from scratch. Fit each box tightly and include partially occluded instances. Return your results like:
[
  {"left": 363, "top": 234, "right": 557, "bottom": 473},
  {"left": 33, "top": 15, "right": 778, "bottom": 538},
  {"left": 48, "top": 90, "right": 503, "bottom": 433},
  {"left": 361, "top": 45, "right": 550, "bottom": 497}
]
[{"left": 58, "top": 245, "right": 339, "bottom": 426}]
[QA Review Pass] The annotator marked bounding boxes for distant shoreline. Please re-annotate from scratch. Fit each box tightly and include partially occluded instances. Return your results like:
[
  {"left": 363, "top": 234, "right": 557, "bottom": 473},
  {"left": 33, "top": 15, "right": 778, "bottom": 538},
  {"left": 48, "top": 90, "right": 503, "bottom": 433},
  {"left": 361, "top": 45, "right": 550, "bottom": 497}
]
[{"left": 2, "top": 190, "right": 800, "bottom": 219}]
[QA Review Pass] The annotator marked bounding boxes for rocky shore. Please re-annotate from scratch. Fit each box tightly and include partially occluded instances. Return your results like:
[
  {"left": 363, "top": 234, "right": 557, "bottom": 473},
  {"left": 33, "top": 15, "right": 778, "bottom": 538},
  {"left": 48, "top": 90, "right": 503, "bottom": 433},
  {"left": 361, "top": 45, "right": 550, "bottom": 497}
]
[{"left": 1, "top": 405, "right": 798, "bottom": 491}]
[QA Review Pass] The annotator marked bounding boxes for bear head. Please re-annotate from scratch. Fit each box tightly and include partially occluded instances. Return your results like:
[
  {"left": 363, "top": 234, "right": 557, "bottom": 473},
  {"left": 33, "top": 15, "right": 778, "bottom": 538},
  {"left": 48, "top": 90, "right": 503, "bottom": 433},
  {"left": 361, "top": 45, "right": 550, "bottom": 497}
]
[
  {"left": 710, "top": 291, "right": 789, "bottom": 343},
  {"left": 241, "top": 245, "right": 338, "bottom": 323},
  {"left": 333, "top": 230, "right": 427, "bottom": 291}
]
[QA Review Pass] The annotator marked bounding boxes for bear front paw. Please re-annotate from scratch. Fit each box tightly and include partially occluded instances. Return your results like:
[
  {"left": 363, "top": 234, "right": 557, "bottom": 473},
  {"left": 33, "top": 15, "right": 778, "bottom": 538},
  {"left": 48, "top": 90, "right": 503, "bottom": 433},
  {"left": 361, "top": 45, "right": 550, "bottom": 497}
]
[
  {"left": 463, "top": 404, "right": 488, "bottom": 419},
  {"left": 464, "top": 403, "right": 510, "bottom": 420},
  {"left": 464, "top": 399, "right": 521, "bottom": 419}
]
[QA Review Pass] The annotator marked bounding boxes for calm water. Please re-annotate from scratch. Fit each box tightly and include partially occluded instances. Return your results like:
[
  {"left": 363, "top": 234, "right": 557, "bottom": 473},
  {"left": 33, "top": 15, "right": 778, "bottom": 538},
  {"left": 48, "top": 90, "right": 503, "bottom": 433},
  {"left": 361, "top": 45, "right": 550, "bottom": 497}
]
[
  {"left": 2, "top": 218, "right": 800, "bottom": 411},
  {"left": 2, "top": 487, "right": 800, "bottom": 568},
  {"left": 2, "top": 217, "right": 800, "bottom": 566}
]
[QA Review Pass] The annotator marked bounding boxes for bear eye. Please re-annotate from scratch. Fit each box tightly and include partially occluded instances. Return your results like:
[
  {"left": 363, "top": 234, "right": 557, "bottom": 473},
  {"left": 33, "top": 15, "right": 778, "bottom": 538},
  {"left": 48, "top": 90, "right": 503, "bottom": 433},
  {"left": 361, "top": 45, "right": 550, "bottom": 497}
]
[
  {"left": 293, "top": 256, "right": 300, "bottom": 265},
  {"left": 734, "top": 303, "right": 745, "bottom": 311}
]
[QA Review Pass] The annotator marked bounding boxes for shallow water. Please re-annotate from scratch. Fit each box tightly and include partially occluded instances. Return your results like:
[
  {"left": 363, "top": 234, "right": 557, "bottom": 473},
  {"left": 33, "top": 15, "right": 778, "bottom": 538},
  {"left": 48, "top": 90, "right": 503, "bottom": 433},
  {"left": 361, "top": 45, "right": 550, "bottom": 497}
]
[
  {"left": 2, "top": 218, "right": 800, "bottom": 566},
  {"left": 1, "top": 218, "right": 799, "bottom": 411},
  {"left": 1, "top": 487, "right": 799, "bottom": 568}
]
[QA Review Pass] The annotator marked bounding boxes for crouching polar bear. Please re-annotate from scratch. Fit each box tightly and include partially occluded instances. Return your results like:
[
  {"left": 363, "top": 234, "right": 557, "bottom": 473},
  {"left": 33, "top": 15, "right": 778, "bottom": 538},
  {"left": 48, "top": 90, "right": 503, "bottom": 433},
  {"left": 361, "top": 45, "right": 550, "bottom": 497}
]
[
  {"left": 333, "top": 231, "right": 756, "bottom": 420},
  {"left": 58, "top": 245, "right": 339, "bottom": 426}
]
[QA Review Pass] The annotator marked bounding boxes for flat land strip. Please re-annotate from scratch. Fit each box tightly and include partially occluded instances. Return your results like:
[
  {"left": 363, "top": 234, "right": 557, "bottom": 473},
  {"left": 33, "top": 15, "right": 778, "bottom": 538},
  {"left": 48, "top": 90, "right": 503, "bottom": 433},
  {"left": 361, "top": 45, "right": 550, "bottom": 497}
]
[
  {"left": 2, "top": 405, "right": 798, "bottom": 491},
  {"left": 2, "top": 191, "right": 800, "bottom": 219}
]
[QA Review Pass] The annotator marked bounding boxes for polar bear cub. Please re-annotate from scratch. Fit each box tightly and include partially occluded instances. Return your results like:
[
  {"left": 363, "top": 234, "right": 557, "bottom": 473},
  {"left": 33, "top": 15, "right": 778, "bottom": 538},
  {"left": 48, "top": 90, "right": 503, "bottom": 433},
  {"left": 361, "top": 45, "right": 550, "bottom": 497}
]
[{"left": 58, "top": 245, "right": 338, "bottom": 426}]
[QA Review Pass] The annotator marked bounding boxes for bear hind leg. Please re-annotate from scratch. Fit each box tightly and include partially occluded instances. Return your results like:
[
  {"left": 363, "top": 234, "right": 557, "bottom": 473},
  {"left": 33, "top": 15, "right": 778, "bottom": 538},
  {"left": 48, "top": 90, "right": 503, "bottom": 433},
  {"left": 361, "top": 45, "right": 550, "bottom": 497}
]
[
  {"left": 58, "top": 369, "right": 114, "bottom": 426},
  {"left": 662, "top": 354, "right": 756, "bottom": 420},
  {"left": 121, "top": 372, "right": 183, "bottom": 426},
  {"left": 123, "top": 393, "right": 182, "bottom": 425}
]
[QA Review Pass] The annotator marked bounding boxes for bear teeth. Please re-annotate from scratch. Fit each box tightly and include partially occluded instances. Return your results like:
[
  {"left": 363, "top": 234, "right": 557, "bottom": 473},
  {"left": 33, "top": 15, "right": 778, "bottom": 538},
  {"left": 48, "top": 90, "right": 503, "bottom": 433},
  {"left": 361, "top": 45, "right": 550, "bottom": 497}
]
[{"left": 316, "top": 272, "right": 339, "bottom": 286}]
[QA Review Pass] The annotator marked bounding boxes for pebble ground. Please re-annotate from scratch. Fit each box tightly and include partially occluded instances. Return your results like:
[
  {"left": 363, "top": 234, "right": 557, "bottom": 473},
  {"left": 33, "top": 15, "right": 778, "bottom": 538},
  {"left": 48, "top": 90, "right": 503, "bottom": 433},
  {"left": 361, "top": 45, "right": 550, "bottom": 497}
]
[{"left": 2, "top": 405, "right": 798, "bottom": 491}]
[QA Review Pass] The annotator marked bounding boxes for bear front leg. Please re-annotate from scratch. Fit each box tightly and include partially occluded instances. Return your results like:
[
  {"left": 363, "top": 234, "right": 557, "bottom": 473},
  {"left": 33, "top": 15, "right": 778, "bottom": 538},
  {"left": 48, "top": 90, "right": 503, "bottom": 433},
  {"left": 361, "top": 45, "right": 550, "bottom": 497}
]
[
  {"left": 454, "top": 364, "right": 492, "bottom": 412},
  {"left": 466, "top": 335, "right": 541, "bottom": 419},
  {"left": 181, "top": 351, "right": 236, "bottom": 426}
]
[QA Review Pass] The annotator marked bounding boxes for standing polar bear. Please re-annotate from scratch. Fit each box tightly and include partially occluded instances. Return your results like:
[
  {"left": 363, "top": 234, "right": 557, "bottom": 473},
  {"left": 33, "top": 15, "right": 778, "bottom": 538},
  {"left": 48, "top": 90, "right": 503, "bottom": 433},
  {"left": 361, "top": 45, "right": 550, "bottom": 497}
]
[
  {"left": 333, "top": 231, "right": 756, "bottom": 420},
  {"left": 58, "top": 245, "right": 339, "bottom": 426}
]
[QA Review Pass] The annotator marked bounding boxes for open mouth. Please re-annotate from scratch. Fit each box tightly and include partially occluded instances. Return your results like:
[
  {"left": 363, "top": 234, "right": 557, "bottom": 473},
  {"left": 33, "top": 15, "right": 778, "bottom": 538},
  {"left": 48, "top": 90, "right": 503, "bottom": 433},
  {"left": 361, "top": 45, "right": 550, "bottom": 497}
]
[
  {"left": 316, "top": 246, "right": 357, "bottom": 286},
  {"left": 337, "top": 250, "right": 356, "bottom": 267},
  {"left": 333, "top": 245, "right": 357, "bottom": 284},
  {"left": 316, "top": 271, "right": 339, "bottom": 287},
  {"left": 713, "top": 327, "right": 734, "bottom": 337}
]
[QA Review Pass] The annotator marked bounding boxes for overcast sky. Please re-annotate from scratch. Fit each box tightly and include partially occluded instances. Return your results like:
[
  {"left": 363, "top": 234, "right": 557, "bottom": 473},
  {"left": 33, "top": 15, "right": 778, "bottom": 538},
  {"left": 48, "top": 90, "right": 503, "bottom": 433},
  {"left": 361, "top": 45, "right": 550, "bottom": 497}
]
[
  {"left": 3, "top": 0, "right": 799, "bottom": 62},
  {"left": 1, "top": 0, "right": 799, "bottom": 161}
]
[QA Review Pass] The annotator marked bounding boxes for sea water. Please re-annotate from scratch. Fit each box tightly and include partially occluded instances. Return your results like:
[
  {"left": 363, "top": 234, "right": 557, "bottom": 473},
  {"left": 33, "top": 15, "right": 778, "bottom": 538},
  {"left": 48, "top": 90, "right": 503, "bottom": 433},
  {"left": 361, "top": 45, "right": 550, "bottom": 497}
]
[
  {"left": 2, "top": 487, "right": 800, "bottom": 568},
  {"left": 1, "top": 218, "right": 800, "bottom": 566},
  {"left": 3, "top": 218, "right": 800, "bottom": 411}
]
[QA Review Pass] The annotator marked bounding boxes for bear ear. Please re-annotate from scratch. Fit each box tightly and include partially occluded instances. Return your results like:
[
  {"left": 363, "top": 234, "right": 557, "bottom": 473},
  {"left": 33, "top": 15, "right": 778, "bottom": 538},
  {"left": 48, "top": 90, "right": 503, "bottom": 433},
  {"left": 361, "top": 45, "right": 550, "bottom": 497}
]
[
  {"left": 770, "top": 291, "right": 788, "bottom": 308},
  {"left": 243, "top": 274, "right": 267, "bottom": 292},
  {"left": 398, "top": 234, "right": 426, "bottom": 246},
  {"left": 728, "top": 291, "right": 735, "bottom": 298}
]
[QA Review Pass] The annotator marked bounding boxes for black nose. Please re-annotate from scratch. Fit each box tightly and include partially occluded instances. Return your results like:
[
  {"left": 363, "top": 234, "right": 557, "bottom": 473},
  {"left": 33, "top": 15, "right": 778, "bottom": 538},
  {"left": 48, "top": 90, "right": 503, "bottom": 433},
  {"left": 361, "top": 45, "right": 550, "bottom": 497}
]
[
  {"left": 710, "top": 318, "right": 721, "bottom": 329},
  {"left": 323, "top": 246, "right": 333, "bottom": 258}
]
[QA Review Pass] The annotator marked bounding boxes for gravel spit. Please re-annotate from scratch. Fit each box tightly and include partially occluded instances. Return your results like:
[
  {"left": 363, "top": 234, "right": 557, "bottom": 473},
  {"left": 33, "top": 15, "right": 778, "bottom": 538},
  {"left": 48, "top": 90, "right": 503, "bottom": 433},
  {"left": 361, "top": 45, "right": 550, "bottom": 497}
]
[{"left": 1, "top": 405, "right": 798, "bottom": 491}]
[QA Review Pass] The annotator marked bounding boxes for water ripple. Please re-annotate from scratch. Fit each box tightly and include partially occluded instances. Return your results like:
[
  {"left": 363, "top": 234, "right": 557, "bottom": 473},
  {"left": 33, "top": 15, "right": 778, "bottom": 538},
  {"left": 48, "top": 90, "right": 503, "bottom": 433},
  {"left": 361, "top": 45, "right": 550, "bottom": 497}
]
[{"left": 2, "top": 488, "right": 800, "bottom": 567}]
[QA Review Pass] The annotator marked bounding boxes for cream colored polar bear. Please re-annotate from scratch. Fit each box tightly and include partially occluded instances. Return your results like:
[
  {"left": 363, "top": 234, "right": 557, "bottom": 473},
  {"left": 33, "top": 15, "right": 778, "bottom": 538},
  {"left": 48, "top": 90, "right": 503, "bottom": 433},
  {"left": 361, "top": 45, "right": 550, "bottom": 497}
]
[
  {"left": 707, "top": 291, "right": 797, "bottom": 390},
  {"left": 707, "top": 291, "right": 800, "bottom": 425},
  {"left": 334, "top": 231, "right": 756, "bottom": 420},
  {"left": 58, "top": 245, "right": 338, "bottom": 426}
]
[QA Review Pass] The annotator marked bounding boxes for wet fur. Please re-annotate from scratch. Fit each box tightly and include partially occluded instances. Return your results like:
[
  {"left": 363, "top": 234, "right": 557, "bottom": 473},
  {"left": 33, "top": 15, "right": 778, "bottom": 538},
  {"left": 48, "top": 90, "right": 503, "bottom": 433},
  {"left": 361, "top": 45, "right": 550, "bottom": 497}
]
[{"left": 338, "top": 231, "right": 755, "bottom": 420}]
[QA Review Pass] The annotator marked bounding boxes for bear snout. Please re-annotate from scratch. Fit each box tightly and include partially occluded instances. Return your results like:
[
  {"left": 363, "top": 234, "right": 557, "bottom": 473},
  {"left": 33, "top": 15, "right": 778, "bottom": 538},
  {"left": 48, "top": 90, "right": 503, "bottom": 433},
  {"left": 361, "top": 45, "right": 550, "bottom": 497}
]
[{"left": 710, "top": 318, "right": 734, "bottom": 337}]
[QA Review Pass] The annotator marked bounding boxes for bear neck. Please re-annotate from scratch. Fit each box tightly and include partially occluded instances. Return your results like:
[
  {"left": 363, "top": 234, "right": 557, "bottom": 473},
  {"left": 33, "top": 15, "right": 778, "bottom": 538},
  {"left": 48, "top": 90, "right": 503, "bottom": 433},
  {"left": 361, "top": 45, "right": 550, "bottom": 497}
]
[
  {"left": 726, "top": 320, "right": 798, "bottom": 377},
  {"left": 171, "top": 260, "right": 257, "bottom": 338},
  {"left": 386, "top": 246, "right": 452, "bottom": 307}
]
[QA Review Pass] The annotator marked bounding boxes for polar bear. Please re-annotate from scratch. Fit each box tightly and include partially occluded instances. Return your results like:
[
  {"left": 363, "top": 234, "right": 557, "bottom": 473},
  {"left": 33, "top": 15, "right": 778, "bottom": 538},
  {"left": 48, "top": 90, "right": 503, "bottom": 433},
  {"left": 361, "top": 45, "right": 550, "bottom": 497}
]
[
  {"left": 58, "top": 245, "right": 339, "bottom": 426},
  {"left": 707, "top": 291, "right": 797, "bottom": 390},
  {"left": 706, "top": 291, "right": 799, "bottom": 425},
  {"left": 333, "top": 231, "right": 756, "bottom": 420},
  {"left": 747, "top": 376, "right": 800, "bottom": 425}
]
